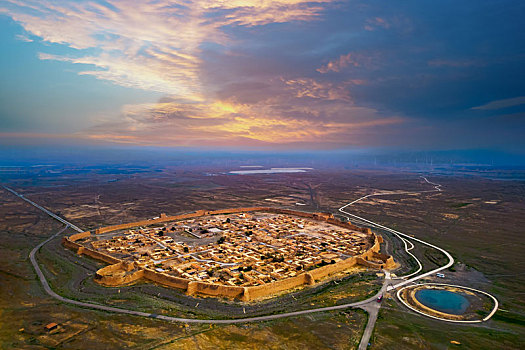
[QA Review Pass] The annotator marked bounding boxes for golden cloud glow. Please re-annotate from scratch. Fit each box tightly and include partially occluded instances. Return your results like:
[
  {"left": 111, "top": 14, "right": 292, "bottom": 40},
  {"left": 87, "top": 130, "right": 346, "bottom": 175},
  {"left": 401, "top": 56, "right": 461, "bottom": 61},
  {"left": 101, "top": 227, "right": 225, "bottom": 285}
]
[
  {"left": 2, "top": 0, "right": 407, "bottom": 149},
  {"left": 283, "top": 78, "right": 352, "bottom": 101},
  {"left": 3, "top": 0, "right": 332, "bottom": 95},
  {"left": 77, "top": 79, "right": 405, "bottom": 148}
]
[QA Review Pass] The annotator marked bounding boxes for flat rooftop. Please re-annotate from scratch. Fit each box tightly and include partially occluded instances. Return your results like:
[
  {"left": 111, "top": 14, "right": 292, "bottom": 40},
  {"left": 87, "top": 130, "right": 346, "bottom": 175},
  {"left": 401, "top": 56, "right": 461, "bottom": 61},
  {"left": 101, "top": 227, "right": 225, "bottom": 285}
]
[{"left": 79, "top": 212, "right": 373, "bottom": 287}]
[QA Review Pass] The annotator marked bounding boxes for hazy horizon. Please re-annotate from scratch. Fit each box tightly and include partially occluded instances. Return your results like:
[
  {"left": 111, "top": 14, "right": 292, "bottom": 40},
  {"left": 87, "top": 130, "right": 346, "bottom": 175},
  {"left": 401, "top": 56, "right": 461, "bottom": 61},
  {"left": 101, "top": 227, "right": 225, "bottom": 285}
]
[{"left": 1, "top": 145, "right": 525, "bottom": 169}]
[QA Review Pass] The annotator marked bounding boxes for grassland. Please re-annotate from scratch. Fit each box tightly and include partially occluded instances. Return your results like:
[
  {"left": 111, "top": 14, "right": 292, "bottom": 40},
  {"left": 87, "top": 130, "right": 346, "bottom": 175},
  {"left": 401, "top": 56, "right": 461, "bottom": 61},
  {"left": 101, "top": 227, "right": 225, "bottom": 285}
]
[
  {"left": 37, "top": 233, "right": 381, "bottom": 319},
  {"left": 372, "top": 299, "right": 522, "bottom": 349},
  {"left": 1, "top": 165, "right": 524, "bottom": 348}
]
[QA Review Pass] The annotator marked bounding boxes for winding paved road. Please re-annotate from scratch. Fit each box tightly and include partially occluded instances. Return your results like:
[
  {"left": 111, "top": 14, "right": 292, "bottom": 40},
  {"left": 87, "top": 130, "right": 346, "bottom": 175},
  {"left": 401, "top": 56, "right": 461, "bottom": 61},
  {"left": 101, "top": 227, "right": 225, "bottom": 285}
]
[
  {"left": 30, "top": 225, "right": 387, "bottom": 324},
  {"left": 5, "top": 177, "right": 499, "bottom": 350},
  {"left": 6, "top": 181, "right": 387, "bottom": 325},
  {"left": 338, "top": 176, "right": 454, "bottom": 290},
  {"left": 337, "top": 176, "right": 498, "bottom": 348}
]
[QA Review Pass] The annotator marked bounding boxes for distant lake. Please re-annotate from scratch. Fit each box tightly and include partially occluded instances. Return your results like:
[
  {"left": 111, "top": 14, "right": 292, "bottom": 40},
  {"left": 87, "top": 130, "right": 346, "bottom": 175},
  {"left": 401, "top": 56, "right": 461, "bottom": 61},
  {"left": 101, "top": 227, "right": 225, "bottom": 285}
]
[
  {"left": 415, "top": 289, "right": 469, "bottom": 315},
  {"left": 230, "top": 167, "right": 313, "bottom": 175}
]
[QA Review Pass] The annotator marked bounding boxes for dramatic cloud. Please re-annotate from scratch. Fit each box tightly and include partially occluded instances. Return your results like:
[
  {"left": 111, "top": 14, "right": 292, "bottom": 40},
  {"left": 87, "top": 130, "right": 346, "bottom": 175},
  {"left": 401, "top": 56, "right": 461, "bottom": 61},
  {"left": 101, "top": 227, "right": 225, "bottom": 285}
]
[
  {"left": 80, "top": 76, "right": 404, "bottom": 148},
  {"left": 2, "top": 0, "right": 524, "bottom": 151},
  {"left": 2, "top": 0, "right": 332, "bottom": 95},
  {"left": 283, "top": 78, "right": 352, "bottom": 101}
]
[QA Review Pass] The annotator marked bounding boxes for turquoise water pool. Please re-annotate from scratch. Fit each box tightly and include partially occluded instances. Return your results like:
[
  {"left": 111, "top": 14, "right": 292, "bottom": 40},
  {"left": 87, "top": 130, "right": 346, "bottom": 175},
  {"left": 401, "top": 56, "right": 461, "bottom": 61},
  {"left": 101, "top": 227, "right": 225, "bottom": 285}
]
[{"left": 415, "top": 289, "right": 469, "bottom": 315}]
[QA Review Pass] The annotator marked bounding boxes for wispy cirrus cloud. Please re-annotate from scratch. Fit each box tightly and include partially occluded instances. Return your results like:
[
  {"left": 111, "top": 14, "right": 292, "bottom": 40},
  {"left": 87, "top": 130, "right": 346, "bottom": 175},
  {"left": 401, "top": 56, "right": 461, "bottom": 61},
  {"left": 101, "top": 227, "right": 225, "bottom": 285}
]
[
  {"left": 472, "top": 96, "right": 525, "bottom": 110},
  {"left": 7, "top": 0, "right": 400, "bottom": 149},
  {"left": 2, "top": 0, "right": 332, "bottom": 96},
  {"left": 37, "top": 50, "right": 202, "bottom": 98},
  {"left": 15, "top": 33, "right": 32, "bottom": 42},
  {"left": 283, "top": 78, "right": 353, "bottom": 101}
]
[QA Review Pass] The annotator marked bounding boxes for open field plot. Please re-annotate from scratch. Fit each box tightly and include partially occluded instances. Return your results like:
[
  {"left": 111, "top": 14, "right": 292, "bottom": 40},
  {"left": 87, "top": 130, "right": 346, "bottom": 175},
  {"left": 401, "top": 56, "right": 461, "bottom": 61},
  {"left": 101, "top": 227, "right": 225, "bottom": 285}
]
[
  {"left": 372, "top": 299, "right": 522, "bottom": 349},
  {"left": 152, "top": 311, "right": 367, "bottom": 350}
]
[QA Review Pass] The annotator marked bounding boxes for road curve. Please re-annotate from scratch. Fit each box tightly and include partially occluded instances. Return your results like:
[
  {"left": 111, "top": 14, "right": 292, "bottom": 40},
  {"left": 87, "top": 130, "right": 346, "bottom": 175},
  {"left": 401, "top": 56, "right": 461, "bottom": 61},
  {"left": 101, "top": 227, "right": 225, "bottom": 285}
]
[
  {"left": 338, "top": 176, "right": 454, "bottom": 291},
  {"left": 30, "top": 227, "right": 385, "bottom": 323},
  {"left": 6, "top": 184, "right": 385, "bottom": 325},
  {"left": 13, "top": 177, "right": 498, "bottom": 331},
  {"left": 340, "top": 191, "right": 424, "bottom": 280},
  {"left": 338, "top": 176, "right": 499, "bottom": 324}
]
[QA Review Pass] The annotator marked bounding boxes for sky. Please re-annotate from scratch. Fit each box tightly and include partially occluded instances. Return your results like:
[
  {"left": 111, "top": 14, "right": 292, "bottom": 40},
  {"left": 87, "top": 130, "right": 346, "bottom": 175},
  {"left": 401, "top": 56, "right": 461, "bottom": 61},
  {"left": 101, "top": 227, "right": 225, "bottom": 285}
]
[{"left": 0, "top": 0, "right": 524, "bottom": 153}]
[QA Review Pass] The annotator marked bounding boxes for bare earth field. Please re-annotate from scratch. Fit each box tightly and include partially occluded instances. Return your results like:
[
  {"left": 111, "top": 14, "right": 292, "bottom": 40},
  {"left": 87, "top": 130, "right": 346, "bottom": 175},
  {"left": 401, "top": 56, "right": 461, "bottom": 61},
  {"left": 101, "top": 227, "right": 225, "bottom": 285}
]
[{"left": 1, "top": 165, "right": 524, "bottom": 349}]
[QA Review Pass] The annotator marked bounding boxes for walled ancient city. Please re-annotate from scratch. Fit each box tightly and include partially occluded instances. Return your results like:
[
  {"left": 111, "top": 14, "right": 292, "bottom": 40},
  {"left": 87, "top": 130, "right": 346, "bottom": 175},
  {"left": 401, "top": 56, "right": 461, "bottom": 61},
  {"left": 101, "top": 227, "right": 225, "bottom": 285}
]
[{"left": 63, "top": 207, "right": 395, "bottom": 301}]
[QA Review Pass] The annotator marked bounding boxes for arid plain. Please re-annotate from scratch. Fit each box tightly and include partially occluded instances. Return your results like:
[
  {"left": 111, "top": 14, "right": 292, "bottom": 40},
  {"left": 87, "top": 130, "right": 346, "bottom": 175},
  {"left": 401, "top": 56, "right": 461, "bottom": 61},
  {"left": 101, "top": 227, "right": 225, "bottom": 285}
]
[{"left": 0, "top": 164, "right": 524, "bottom": 349}]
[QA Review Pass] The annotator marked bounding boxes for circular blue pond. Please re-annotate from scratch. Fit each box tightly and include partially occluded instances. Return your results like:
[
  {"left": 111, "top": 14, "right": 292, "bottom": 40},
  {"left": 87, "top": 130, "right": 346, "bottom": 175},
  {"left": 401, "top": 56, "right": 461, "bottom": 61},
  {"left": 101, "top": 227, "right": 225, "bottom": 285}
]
[{"left": 415, "top": 289, "right": 470, "bottom": 315}]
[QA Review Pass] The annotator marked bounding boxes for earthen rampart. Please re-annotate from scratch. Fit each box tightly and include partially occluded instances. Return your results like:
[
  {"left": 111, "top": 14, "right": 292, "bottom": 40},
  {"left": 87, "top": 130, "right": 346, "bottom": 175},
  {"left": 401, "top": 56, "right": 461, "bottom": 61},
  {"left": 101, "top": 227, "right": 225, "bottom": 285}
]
[
  {"left": 247, "top": 273, "right": 312, "bottom": 300},
  {"left": 69, "top": 231, "right": 91, "bottom": 241},
  {"left": 190, "top": 281, "right": 245, "bottom": 299},
  {"left": 95, "top": 261, "right": 145, "bottom": 286},
  {"left": 142, "top": 269, "right": 190, "bottom": 290},
  {"left": 62, "top": 237, "right": 120, "bottom": 265},
  {"left": 63, "top": 207, "right": 393, "bottom": 301},
  {"left": 93, "top": 208, "right": 269, "bottom": 235},
  {"left": 308, "top": 256, "right": 358, "bottom": 280},
  {"left": 80, "top": 245, "right": 121, "bottom": 265}
]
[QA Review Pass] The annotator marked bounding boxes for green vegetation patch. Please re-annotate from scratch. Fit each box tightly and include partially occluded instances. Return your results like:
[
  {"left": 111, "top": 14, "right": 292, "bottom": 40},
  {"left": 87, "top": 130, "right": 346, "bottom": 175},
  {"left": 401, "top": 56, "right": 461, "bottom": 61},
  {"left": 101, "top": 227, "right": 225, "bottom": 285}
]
[
  {"left": 492, "top": 310, "right": 525, "bottom": 326},
  {"left": 423, "top": 248, "right": 449, "bottom": 267},
  {"left": 449, "top": 202, "right": 472, "bottom": 208}
]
